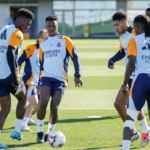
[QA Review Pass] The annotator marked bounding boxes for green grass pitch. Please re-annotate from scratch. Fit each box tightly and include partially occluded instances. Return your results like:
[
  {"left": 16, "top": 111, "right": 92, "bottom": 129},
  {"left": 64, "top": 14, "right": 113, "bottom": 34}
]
[{"left": 0, "top": 39, "right": 150, "bottom": 150}]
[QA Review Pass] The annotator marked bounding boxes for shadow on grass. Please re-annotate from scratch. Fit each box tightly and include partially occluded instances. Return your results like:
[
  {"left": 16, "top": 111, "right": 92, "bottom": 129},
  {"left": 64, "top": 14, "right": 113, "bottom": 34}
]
[
  {"left": 7, "top": 142, "right": 37, "bottom": 148},
  {"left": 44, "top": 115, "right": 120, "bottom": 125}
]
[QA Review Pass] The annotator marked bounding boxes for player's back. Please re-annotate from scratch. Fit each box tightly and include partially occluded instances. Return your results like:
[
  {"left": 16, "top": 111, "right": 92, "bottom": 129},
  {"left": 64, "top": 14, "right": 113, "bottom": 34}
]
[
  {"left": 128, "top": 33, "right": 150, "bottom": 75},
  {"left": 0, "top": 24, "right": 23, "bottom": 79}
]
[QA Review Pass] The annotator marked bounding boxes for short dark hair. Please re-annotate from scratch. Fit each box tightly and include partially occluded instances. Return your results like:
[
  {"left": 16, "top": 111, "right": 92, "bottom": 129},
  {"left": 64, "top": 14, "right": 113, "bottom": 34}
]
[
  {"left": 134, "top": 15, "right": 150, "bottom": 37},
  {"left": 112, "top": 11, "right": 127, "bottom": 21},
  {"left": 45, "top": 15, "right": 58, "bottom": 22},
  {"left": 146, "top": 8, "right": 150, "bottom": 12},
  {"left": 17, "top": 8, "right": 34, "bottom": 20}
]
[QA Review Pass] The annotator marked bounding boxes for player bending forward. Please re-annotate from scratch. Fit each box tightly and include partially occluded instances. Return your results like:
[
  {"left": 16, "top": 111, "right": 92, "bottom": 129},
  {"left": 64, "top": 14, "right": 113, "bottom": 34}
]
[
  {"left": 18, "top": 29, "right": 48, "bottom": 132},
  {"left": 122, "top": 14, "right": 150, "bottom": 150},
  {"left": 37, "top": 15, "right": 83, "bottom": 143},
  {"left": 0, "top": 8, "right": 34, "bottom": 148},
  {"left": 108, "top": 11, "right": 149, "bottom": 143}
]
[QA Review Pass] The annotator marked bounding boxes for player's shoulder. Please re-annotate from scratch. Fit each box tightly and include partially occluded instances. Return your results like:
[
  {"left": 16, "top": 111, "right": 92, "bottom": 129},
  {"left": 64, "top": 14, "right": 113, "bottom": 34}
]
[
  {"left": 127, "top": 26, "right": 136, "bottom": 36},
  {"left": 61, "top": 35, "right": 72, "bottom": 42},
  {"left": 25, "top": 44, "right": 38, "bottom": 53},
  {"left": 40, "top": 37, "right": 49, "bottom": 46}
]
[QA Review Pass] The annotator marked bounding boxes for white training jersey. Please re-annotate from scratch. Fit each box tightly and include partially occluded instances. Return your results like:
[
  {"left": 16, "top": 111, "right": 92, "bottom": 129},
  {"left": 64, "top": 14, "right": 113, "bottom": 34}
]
[
  {"left": 119, "top": 26, "right": 136, "bottom": 79},
  {"left": 18, "top": 44, "right": 40, "bottom": 86},
  {"left": 39, "top": 34, "right": 80, "bottom": 84},
  {"left": 0, "top": 24, "right": 23, "bottom": 79},
  {"left": 128, "top": 33, "right": 150, "bottom": 75}
]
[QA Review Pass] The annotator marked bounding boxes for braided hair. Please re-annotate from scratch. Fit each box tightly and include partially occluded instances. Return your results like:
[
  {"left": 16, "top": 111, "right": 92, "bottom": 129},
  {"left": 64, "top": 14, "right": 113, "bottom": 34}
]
[{"left": 134, "top": 14, "right": 150, "bottom": 37}]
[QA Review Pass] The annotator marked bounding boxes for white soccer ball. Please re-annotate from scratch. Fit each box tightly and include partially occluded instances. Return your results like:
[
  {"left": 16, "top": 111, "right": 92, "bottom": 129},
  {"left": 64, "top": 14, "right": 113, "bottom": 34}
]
[{"left": 48, "top": 131, "right": 65, "bottom": 148}]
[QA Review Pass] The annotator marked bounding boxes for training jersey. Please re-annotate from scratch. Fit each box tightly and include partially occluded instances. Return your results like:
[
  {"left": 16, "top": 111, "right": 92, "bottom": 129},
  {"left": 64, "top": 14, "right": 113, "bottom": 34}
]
[
  {"left": 127, "top": 33, "right": 150, "bottom": 75},
  {"left": 0, "top": 24, "right": 23, "bottom": 79},
  {"left": 119, "top": 26, "right": 136, "bottom": 79},
  {"left": 18, "top": 44, "right": 40, "bottom": 86},
  {"left": 39, "top": 34, "right": 81, "bottom": 84}
]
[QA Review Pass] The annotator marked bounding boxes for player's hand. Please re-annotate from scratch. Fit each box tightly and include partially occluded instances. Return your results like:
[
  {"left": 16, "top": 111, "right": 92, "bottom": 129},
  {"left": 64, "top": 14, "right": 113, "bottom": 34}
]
[
  {"left": 37, "top": 85, "right": 40, "bottom": 94},
  {"left": 108, "top": 59, "right": 115, "bottom": 69},
  {"left": 12, "top": 83, "right": 19, "bottom": 90},
  {"left": 74, "top": 78, "right": 83, "bottom": 87},
  {"left": 122, "top": 84, "right": 129, "bottom": 95}
]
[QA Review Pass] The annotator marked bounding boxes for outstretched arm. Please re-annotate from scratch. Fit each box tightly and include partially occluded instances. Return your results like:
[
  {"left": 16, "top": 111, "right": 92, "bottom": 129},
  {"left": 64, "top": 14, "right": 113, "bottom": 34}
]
[{"left": 108, "top": 49, "right": 125, "bottom": 69}]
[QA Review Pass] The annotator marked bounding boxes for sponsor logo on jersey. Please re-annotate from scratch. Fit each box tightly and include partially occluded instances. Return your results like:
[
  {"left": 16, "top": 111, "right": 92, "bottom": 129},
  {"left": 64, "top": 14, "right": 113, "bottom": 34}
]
[
  {"left": 142, "top": 42, "right": 150, "bottom": 50},
  {"left": 57, "top": 43, "right": 61, "bottom": 47},
  {"left": 17, "top": 36, "right": 21, "bottom": 40}
]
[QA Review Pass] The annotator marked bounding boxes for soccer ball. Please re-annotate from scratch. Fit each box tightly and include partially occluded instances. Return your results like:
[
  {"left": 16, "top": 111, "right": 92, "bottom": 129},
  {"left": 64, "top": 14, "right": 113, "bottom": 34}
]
[{"left": 48, "top": 131, "right": 65, "bottom": 148}]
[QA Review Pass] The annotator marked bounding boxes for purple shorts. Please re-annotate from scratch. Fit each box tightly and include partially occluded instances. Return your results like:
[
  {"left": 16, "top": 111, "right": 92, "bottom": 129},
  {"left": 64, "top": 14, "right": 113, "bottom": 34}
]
[{"left": 40, "top": 77, "right": 65, "bottom": 94}]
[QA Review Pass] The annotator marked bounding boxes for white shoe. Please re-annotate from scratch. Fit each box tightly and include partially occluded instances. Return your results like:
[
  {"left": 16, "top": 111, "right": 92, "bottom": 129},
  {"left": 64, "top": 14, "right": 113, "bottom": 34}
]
[
  {"left": 131, "top": 132, "right": 140, "bottom": 142},
  {"left": 28, "top": 120, "right": 37, "bottom": 126},
  {"left": 141, "top": 131, "right": 150, "bottom": 147},
  {"left": 21, "top": 126, "right": 32, "bottom": 132}
]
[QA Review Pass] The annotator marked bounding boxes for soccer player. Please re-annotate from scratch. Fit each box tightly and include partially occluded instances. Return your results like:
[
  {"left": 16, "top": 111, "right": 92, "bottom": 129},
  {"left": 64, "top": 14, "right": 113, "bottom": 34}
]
[
  {"left": 37, "top": 15, "right": 83, "bottom": 143},
  {"left": 122, "top": 14, "right": 150, "bottom": 150},
  {"left": 0, "top": 8, "right": 34, "bottom": 148},
  {"left": 145, "top": 7, "right": 150, "bottom": 120},
  {"left": 108, "top": 11, "right": 149, "bottom": 142},
  {"left": 18, "top": 29, "right": 49, "bottom": 131}
]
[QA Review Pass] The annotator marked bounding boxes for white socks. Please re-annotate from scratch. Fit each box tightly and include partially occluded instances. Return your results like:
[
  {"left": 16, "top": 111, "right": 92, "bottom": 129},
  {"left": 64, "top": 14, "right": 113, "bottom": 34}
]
[
  {"left": 122, "top": 140, "right": 131, "bottom": 150},
  {"left": 15, "top": 119, "right": 22, "bottom": 132},
  {"left": 46, "top": 123, "right": 56, "bottom": 134},
  {"left": 37, "top": 119, "right": 44, "bottom": 133},
  {"left": 133, "top": 127, "right": 137, "bottom": 134},
  {"left": 0, "top": 130, "right": 1, "bottom": 134},
  {"left": 22, "top": 117, "right": 29, "bottom": 126},
  {"left": 139, "top": 118, "right": 149, "bottom": 133},
  {"left": 29, "top": 115, "right": 34, "bottom": 121}
]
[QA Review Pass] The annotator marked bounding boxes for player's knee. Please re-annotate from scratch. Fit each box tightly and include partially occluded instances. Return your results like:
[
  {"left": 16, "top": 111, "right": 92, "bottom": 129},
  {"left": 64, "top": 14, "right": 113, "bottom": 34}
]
[
  {"left": 114, "top": 100, "right": 120, "bottom": 109},
  {"left": 51, "top": 105, "right": 59, "bottom": 111},
  {"left": 40, "top": 101, "right": 48, "bottom": 108}
]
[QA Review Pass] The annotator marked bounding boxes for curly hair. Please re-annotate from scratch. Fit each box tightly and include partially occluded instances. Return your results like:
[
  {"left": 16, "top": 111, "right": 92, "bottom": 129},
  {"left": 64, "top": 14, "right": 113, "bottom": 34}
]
[
  {"left": 112, "top": 11, "right": 127, "bottom": 21},
  {"left": 17, "top": 8, "right": 34, "bottom": 20}
]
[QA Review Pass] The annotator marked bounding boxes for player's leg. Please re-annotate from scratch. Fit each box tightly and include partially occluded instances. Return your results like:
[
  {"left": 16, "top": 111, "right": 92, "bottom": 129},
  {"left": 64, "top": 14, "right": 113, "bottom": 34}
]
[
  {"left": 28, "top": 99, "right": 40, "bottom": 126},
  {"left": 0, "top": 94, "right": 11, "bottom": 149},
  {"left": 122, "top": 109, "right": 139, "bottom": 150},
  {"left": 37, "top": 85, "right": 51, "bottom": 143},
  {"left": 21, "top": 95, "right": 38, "bottom": 132},
  {"left": 10, "top": 84, "right": 26, "bottom": 140},
  {"left": 44, "top": 91, "right": 63, "bottom": 142},
  {"left": 147, "top": 93, "right": 150, "bottom": 120}
]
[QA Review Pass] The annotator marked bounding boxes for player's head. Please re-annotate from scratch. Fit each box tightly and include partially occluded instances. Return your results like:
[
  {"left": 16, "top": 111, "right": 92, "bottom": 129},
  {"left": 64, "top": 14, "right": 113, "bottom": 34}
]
[
  {"left": 134, "top": 15, "right": 150, "bottom": 37},
  {"left": 15, "top": 8, "right": 34, "bottom": 32},
  {"left": 36, "top": 29, "right": 49, "bottom": 43},
  {"left": 112, "top": 11, "right": 128, "bottom": 35},
  {"left": 45, "top": 15, "right": 58, "bottom": 37},
  {"left": 145, "top": 8, "right": 150, "bottom": 18}
]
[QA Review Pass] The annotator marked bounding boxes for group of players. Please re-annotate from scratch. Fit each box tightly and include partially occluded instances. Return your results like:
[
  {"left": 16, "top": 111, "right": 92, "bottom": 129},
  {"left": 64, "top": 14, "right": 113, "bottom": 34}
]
[
  {"left": 108, "top": 8, "right": 150, "bottom": 150},
  {"left": 0, "top": 6, "right": 150, "bottom": 150},
  {"left": 0, "top": 8, "right": 82, "bottom": 148}
]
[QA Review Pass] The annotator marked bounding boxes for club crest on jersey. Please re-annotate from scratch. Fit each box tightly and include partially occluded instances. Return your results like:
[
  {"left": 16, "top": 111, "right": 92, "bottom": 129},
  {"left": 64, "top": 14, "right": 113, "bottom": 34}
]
[{"left": 57, "top": 43, "right": 61, "bottom": 47}]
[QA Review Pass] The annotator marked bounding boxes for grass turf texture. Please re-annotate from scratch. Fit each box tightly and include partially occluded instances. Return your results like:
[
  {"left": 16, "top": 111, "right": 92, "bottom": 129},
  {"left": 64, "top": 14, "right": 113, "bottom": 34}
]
[{"left": 0, "top": 39, "right": 150, "bottom": 150}]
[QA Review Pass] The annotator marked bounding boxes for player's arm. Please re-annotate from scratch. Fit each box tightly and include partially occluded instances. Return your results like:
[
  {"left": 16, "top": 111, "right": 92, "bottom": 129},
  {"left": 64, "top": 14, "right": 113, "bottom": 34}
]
[
  {"left": 7, "top": 30, "right": 23, "bottom": 87},
  {"left": 18, "top": 46, "right": 33, "bottom": 73},
  {"left": 39, "top": 46, "right": 44, "bottom": 83},
  {"left": 108, "top": 49, "right": 125, "bottom": 69},
  {"left": 63, "top": 36, "right": 83, "bottom": 87},
  {"left": 122, "top": 37, "right": 136, "bottom": 95},
  {"left": 7, "top": 46, "right": 19, "bottom": 86}
]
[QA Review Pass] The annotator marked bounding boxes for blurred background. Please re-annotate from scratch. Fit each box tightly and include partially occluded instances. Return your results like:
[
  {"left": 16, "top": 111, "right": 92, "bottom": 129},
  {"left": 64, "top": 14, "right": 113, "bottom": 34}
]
[{"left": 1, "top": 0, "right": 150, "bottom": 38}]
